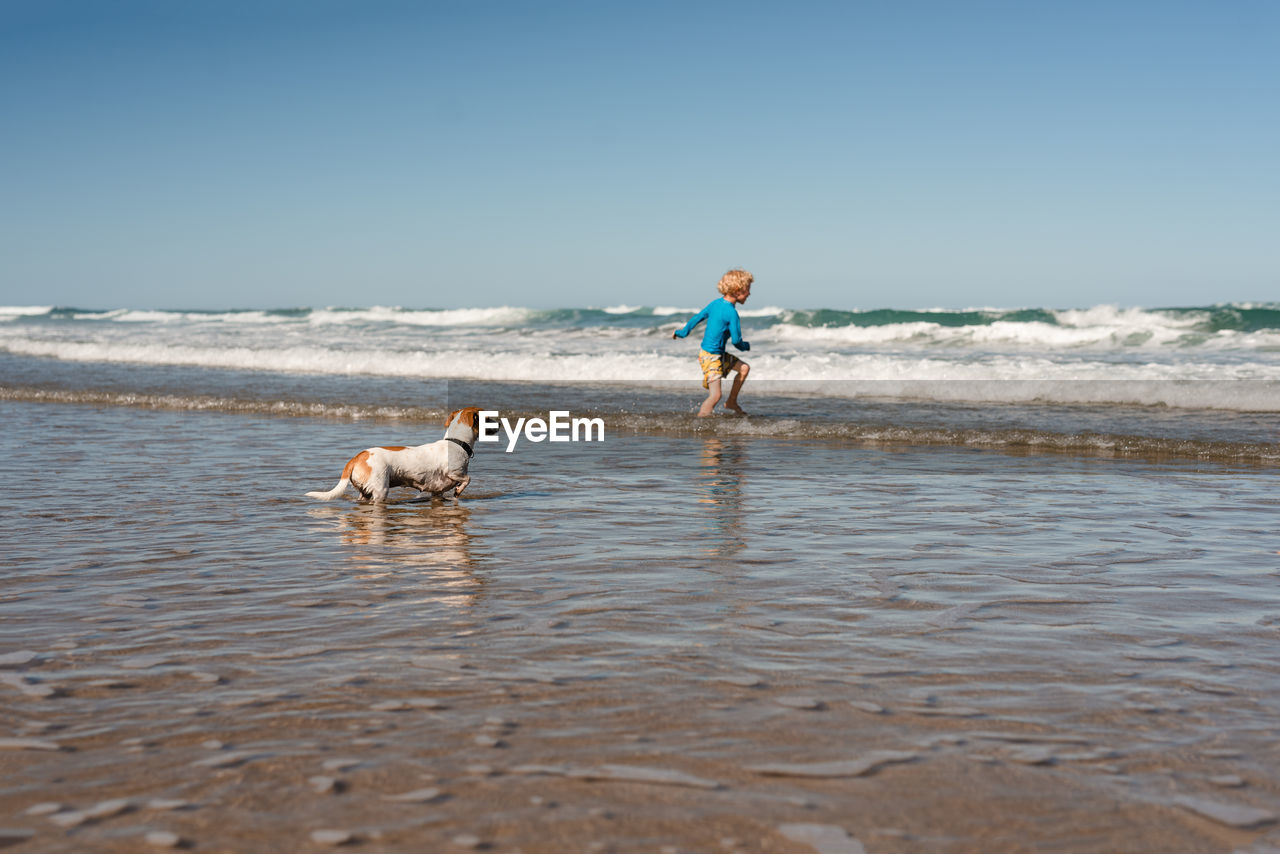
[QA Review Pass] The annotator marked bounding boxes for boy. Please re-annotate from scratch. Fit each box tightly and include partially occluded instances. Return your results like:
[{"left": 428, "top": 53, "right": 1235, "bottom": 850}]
[{"left": 673, "top": 268, "right": 753, "bottom": 417}]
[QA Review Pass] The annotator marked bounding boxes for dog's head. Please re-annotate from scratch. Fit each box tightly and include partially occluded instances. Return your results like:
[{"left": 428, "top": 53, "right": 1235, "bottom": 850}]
[{"left": 444, "top": 407, "right": 482, "bottom": 440}]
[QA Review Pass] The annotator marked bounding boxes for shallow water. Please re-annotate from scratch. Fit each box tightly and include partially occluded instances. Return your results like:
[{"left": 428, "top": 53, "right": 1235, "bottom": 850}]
[
  {"left": 5, "top": 352, "right": 1280, "bottom": 465},
  {"left": 3, "top": 400, "right": 1280, "bottom": 852}
]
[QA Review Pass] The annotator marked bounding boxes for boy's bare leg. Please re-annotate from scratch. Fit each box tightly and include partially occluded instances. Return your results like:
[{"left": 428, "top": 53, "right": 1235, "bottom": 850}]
[
  {"left": 698, "top": 377, "right": 722, "bottom": 417},
  {"left": 724, "top": 363, "right": 750, "bottom": 415}
]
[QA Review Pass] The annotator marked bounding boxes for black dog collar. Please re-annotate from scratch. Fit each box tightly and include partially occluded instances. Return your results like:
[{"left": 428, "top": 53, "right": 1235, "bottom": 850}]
[{"left": 445, "top": 437, "right": 474, "bottom": 457}]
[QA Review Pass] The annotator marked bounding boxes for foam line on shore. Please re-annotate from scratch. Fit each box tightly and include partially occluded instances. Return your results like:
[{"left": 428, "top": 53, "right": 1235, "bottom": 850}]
[{"left": 6, "top": 386, "right": 1277, "bottom": 466}]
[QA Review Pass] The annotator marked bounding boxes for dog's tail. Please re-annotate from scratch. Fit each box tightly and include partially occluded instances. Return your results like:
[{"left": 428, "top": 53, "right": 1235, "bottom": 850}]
[
  {"left": 305, "top": 455, "right": 358, "bottom": 501},
  {"left": 305, "top": 479, "right": 350, "bottom": 501}
]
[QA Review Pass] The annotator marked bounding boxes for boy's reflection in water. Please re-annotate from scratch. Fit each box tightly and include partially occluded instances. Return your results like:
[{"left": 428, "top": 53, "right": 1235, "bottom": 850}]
[{"left": 695, "top": 436, "right": 745, "bottom": 559}]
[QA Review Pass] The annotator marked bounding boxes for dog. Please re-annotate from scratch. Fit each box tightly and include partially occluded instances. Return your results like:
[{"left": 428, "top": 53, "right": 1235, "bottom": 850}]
[{"left": 305, "top": 407, "right": 483, "bottom": 503}]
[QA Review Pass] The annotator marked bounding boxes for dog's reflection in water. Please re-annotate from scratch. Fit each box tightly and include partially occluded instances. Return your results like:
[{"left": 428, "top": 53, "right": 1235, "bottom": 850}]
[{"left": 330, "top": 498, "right": 482, "bottom": 607}]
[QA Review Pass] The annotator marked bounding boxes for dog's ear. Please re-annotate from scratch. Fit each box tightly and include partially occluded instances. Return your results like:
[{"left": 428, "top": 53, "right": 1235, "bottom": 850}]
[{"left": 445, "top": 409, "right": 459, "bottom": 427}]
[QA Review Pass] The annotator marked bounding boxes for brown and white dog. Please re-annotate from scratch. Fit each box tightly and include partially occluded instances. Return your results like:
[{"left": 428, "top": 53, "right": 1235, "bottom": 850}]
[{"left": 305, "top": 407, "right": 483, "bottom": 503}]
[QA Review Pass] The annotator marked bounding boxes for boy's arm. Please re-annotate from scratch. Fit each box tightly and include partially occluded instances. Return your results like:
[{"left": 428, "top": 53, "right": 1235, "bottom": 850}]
[
  {"left": 672, "top": 305, "right": 710, "bottom": 339},
  {"left": 729, "top": 307, "right": 750, "bottom": 351}
]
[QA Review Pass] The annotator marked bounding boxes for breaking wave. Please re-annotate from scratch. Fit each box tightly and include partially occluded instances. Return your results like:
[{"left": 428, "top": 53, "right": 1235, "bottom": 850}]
[{"left": 4, "top": 301, "right": 1280, "bottom": 411}]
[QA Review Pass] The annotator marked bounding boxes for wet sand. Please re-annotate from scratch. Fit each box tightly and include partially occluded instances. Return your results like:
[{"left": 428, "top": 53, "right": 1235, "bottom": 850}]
[{"left": 2, "top": 401, "right": 1279, "bottom": 852}]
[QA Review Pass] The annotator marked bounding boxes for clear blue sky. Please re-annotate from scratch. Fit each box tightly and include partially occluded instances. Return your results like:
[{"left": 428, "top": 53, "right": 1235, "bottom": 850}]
[{"left": 1, "top": 0, "right": 1276, "bottom": 310}]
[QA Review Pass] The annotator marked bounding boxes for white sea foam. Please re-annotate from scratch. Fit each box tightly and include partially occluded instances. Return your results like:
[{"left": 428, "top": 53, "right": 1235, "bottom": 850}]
[
  {"left": 110, "top": 310, "right": 216, "bottom": 323},
  {"left": 68, "top": 308, "right": 133, "bottom": 320},
  {"left": 760, "top": 316, "right": 1279, "bottom": 352},
  {"left": 737, "top": 305, "right": 787, "bottom": 318},
  {"left": 0, "top": 338, "right": 688, "bottom": 383},
  {"left": 764, "top": 321, "right": 943, "bottom": 345},
  {"left": 5, "top": 333, "right": 1278, "bottom": 410},
  {"left": 309, "top": 306, "right": 537, "bottom": 327},
  {"left": 1051, "top": 305, "right": 1202, "bottom": 329},
  {"left": 600, "top": 304, "right": 643, "bottom": 314},
  {"left": 5, "top": 301, "right": 1280, "bottom": 411},
  {"left": 0, "top": 306, "right": 53, "bottom": 318},
  {"left": 98, "top": 310, "right": 300, "bottom": 325},
  {"left": 203, "top": 310, "right": 300, "bottom": 324}
]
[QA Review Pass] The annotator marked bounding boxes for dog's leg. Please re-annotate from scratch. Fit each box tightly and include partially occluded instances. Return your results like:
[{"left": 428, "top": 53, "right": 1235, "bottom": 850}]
[
  {"left": 361, "top": 457, "right": 394, "bottom": 503},
  {"left": 451, "top": 475, "right": 471, "bottom": 499}
]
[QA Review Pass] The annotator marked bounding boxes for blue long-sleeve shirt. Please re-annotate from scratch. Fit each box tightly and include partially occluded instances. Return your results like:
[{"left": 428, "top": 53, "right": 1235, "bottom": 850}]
[{"left": 674, "top": 297, "right": 750, "bottom": 354}]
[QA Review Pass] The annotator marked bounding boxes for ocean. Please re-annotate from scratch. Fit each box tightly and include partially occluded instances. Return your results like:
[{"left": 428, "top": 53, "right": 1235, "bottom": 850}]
[
  {"left": 2, "top": 302, "right": 1279, "bottom": 852},
  {"left": 2, "top": 302, "right": 1280, "bottom": 458}
]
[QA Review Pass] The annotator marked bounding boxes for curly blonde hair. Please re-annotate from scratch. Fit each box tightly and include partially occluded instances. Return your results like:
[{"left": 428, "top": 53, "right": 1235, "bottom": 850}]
[{"left": 717, "top": 268, "right": 754, "bottom": 298}]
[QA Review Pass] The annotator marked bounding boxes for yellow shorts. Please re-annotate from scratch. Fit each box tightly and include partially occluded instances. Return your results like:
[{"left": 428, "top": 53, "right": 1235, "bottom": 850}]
[{"left": 698, "top": 349, "right": 743, "bottom": 389}]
